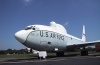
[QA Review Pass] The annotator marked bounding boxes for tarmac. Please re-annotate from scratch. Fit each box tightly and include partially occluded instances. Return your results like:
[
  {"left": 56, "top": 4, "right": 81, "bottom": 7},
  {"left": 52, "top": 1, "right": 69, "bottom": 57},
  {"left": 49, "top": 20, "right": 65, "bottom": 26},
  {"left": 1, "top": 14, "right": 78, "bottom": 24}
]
[{"left": 0, "top": 56, "right": 100, "bottom": 65}]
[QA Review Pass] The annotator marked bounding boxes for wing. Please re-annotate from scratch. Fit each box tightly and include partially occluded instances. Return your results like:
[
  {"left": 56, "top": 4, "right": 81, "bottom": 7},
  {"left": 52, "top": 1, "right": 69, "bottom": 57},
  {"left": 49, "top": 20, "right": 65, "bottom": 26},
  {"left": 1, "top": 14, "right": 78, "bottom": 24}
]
[{"left": 67, "top": 40, "right": 100, "bottom": 49}]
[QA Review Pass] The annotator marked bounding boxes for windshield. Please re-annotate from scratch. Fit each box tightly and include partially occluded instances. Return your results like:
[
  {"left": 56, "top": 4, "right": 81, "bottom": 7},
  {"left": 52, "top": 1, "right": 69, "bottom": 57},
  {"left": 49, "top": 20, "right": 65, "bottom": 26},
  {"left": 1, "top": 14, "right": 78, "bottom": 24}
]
[
  {"left": 25, "top": 26, "right": 39, "bottom": 30},
  {"left": 25, "top": 26, "right": 32, "bottom": 30}
]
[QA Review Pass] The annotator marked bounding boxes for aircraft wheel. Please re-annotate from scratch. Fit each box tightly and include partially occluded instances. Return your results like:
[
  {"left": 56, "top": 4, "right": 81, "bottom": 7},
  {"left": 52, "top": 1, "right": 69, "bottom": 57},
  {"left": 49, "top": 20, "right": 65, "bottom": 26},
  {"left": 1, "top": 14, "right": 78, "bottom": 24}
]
[
  {"left": 81, "top": 50, "right": 88, "bottom": 56},
  {"left": 56, "top": 52, "right": 64, "bottom": 57}
]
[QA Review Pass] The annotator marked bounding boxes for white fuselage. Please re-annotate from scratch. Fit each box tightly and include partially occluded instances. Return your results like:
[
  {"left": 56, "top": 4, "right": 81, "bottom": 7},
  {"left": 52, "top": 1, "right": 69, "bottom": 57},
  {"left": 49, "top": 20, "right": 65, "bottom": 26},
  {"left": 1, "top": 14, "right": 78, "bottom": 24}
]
[
  {"left": 15, "top": 23, "right": 84, "bottom": 52},
  {"left": 15, "top": 25, "right": 83, "bottom": 51}
]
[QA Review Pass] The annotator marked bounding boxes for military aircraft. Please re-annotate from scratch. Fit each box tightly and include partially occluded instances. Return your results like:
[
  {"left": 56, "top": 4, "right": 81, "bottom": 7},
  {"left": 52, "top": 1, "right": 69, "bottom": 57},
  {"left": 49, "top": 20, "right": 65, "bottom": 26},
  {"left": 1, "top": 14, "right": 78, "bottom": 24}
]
[{"left": 15, "top": 21, "right": 100, "bottom": 58}]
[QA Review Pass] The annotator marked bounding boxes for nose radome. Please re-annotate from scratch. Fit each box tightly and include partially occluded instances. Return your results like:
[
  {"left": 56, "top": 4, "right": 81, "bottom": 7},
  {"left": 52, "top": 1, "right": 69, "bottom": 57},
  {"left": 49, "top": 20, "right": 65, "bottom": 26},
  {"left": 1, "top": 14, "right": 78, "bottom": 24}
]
[{"left": 15, "top": 30, "right": 31, "bottom": 43}]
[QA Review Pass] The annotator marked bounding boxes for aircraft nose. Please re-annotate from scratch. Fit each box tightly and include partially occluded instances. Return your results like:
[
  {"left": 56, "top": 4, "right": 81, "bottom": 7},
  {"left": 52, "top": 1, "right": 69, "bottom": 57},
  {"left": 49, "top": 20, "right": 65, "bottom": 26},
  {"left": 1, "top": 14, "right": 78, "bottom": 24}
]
[{"left": 15, "top": 30, "right": 30, "bottom": 43}]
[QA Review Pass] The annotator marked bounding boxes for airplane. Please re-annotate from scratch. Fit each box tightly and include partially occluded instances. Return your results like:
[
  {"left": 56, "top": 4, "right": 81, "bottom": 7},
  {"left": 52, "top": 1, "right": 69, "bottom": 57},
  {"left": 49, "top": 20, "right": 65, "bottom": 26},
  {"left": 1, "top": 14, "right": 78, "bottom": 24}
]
[{"left": 15, "top": 21, "right": 100, "bottom": 58}]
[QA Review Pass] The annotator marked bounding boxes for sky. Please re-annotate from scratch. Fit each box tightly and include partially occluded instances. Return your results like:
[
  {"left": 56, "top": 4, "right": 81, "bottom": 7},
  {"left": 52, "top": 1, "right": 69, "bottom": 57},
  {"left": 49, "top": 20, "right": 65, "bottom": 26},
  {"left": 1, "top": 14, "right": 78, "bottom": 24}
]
[{"left": 0, "top": 0, "right": 100, "bottom": 50}]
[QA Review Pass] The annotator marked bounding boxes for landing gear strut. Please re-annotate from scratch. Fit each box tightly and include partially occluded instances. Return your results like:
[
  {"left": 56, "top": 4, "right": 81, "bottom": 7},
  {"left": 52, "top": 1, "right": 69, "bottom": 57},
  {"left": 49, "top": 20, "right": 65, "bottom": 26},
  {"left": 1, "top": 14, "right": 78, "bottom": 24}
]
[
  {"left": 81, "top": 47, "right": 88, "bottom": 56},
  {"left": 38, "top": 51, "right": 47, "bottom": 59},
  {"left": 56, "top": 52, "right": 64, "bottom": 57}
]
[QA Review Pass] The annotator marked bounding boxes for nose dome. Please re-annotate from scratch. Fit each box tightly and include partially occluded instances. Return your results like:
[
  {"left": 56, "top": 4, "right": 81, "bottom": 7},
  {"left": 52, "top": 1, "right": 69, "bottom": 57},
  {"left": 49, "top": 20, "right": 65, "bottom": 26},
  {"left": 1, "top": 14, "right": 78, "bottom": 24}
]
[{"left": 15, "top": 30, "right": 31, "bottom": 43}]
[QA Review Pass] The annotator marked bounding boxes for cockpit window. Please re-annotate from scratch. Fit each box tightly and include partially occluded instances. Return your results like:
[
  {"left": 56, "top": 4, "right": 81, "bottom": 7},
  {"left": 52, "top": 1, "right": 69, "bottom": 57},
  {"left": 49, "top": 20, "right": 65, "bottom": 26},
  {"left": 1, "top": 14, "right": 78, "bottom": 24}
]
[
  {"left": 25, "top": 26, "right": 32, "bottom": 30},
  {"left": 25, "top": 26, "right": 39, "bottom": 30}
]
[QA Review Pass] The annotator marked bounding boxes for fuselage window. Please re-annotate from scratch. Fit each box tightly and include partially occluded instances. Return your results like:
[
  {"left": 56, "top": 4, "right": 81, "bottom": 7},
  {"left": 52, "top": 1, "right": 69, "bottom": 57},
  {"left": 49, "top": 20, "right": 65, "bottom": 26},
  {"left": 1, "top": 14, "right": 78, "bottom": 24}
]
[
  {"left": 33, "top": 28, "right": 35, "bottom": 30},
  {"left": 48, "top": 42, "right": 51, "bottom": 44}
]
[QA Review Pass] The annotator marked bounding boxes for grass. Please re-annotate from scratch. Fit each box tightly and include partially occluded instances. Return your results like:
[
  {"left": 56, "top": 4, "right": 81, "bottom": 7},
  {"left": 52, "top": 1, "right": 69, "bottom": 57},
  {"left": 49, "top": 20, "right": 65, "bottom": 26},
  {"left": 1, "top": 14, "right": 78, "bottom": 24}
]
[
  {"left": 0, "top": 51, "right": 100, "bottom": 58},
  {"left": 0, "top": 54, "right": 37, "bottom": 58}
]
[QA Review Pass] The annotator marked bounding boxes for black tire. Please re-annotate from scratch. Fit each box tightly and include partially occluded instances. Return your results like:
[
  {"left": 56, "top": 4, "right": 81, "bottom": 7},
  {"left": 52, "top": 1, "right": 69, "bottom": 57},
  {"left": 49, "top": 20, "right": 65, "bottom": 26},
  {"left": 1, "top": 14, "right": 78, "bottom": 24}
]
[
  {"left": 56, "top": 52, "right": 64, "bottom": 57},
  {"left": 81, "top": 50, "right": 88, "bottom": 56}
]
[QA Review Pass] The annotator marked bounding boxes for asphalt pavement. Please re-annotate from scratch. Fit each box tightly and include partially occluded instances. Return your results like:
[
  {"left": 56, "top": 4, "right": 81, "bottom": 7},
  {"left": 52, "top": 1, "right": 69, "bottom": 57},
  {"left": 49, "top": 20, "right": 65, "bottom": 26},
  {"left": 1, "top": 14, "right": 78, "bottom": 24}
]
[{"left": 0, "top": 56, "right": 100, "bottom": 65}]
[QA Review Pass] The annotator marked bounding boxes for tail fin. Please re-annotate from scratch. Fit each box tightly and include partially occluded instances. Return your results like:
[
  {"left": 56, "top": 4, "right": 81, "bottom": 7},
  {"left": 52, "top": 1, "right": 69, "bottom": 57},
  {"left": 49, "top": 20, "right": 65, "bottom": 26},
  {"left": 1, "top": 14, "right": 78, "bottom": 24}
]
[{"left": 82, "top": 25, "right": 86, "bottom": 42}]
